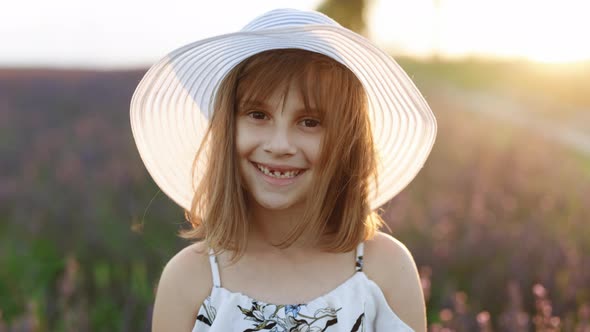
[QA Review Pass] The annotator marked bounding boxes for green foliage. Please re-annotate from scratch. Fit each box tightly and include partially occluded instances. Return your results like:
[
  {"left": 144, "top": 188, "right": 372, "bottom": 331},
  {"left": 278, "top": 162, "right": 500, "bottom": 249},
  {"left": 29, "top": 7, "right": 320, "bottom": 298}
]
[
  {"left": 90, "top": 295, "right": 121, "bottom": 331},
  {"left": 0, "top": 236, "right": 62, "bottom": 321},
  {"left": 130, "top": 261, "right": 151, "bottom": 303}
]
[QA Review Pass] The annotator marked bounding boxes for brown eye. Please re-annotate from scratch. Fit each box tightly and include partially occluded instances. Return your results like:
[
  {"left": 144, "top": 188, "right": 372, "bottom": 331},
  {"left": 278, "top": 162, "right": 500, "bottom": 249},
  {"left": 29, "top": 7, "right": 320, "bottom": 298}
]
[
  {"left": 301, "top": 119, "right": 320, "bottom": 128},
  {"left": 248, "top": 111, "right": 267, "bottom": 120}
]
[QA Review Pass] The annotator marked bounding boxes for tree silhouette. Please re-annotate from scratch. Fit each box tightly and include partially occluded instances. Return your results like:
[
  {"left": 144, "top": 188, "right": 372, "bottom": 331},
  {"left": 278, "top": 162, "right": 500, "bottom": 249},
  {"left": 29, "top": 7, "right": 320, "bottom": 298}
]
[{"left": 316, "top": 0, "right": 370, "bottom": 36}]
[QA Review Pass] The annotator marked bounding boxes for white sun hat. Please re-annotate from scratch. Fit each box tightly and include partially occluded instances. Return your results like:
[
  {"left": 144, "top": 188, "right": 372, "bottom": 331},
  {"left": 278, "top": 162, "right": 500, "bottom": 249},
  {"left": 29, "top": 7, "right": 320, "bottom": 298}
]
[{"left": 130, "top": 8, "right": 437, "bottom": 211}]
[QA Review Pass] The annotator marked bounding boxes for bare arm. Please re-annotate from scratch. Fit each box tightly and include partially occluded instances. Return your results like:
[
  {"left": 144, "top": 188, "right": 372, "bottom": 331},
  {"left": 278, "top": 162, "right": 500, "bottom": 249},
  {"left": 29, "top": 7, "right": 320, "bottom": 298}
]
[
  {"left": 364, "top": 232, "right": 427, "bottom": 332},
  {"left": 152, "top": 243, "right": 212, "bottom": 332}
]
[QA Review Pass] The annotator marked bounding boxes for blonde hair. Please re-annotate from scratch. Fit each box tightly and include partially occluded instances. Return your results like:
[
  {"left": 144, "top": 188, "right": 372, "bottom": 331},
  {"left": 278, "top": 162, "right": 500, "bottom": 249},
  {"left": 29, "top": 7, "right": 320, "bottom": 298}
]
[{"left": 181, "top": 48, "right": 383, "bottom": 258}]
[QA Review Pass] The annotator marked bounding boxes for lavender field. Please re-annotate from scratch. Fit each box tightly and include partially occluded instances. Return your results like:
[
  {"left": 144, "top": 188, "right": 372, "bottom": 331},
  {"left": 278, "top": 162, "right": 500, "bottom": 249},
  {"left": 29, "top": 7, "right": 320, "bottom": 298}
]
[{"left": 0, "top": 60, "right": 589, "bottom": 331}]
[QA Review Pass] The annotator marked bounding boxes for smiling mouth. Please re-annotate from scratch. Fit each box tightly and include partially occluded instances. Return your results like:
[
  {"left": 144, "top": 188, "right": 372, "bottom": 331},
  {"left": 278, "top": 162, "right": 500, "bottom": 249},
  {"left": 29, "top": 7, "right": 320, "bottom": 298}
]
[{"left": 251, "top": 162, "right": 306, "bottom": 179}]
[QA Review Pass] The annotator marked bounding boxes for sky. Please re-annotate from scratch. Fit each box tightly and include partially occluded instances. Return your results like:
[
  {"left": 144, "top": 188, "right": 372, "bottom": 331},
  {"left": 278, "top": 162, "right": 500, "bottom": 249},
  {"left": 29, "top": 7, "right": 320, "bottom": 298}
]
[{"left": 1, "top": 0, "right": 589, "bottom": 69}]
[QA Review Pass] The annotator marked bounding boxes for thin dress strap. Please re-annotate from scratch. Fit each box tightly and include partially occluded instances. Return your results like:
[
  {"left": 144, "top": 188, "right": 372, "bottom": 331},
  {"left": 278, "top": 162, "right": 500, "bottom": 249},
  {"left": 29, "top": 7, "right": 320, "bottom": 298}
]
[
  {"left": 208, "top": 249, "right": 221, "bottom": 288},
  {"left": 355, "top": 242, "right": 365, "bottom": 272}
]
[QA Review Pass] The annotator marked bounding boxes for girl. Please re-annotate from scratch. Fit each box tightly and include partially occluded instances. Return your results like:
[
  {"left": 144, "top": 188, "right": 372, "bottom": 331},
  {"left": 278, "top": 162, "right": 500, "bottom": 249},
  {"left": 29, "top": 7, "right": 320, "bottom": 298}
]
[{"left": 130, "top": 8, "right": 437, "bottom": 332}]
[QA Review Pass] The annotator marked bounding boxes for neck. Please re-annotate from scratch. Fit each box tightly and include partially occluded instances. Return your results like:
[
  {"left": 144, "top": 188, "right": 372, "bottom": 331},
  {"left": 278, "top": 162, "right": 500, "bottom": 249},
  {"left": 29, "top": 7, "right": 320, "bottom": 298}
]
[{"left": 247, "top": 200, "right": 314, "bottom": 251}]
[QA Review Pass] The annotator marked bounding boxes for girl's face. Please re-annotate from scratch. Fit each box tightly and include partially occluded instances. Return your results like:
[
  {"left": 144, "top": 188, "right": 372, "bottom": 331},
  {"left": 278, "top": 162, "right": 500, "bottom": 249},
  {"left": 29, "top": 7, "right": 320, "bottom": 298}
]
[{"left": 236, "top": 81, "right": 323, "bottom": 212}]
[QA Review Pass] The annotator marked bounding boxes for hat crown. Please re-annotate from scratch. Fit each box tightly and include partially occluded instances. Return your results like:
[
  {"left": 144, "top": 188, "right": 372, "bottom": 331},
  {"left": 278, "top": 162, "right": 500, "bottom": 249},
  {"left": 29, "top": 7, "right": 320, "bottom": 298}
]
[{"left": 240, "top": 8, "right": 339, "bottom": 32}]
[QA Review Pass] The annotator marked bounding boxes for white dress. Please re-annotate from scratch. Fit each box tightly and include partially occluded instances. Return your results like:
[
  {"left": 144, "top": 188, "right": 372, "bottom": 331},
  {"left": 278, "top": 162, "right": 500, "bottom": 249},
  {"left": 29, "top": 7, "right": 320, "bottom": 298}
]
[{"left": 192, "top": 242, "right": 415, "bottom": 331}]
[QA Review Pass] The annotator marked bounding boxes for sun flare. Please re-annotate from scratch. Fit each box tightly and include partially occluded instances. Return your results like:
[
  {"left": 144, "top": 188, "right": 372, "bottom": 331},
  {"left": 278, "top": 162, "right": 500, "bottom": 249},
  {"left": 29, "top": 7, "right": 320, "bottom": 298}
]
[{"left": 370, "top": 0, "right": 590, "bottom": 64}]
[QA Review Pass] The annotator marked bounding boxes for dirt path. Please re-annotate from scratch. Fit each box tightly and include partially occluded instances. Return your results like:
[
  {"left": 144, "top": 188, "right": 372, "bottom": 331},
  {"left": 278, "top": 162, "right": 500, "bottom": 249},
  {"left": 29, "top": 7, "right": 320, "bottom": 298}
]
[{"left": 425, "top": 83, "right": 590, "bottom": 156}]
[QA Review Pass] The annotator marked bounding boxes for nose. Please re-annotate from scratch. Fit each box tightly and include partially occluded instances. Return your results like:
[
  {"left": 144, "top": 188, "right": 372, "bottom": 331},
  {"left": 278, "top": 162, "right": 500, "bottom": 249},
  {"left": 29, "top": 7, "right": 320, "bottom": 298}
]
[{"left": 263, "top": 125, "right": 297, "bottom": 156}]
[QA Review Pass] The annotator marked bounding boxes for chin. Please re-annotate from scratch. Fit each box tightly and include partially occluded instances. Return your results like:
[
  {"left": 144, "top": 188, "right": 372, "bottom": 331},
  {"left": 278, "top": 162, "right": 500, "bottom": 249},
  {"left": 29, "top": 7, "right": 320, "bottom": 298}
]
[
  {"left": 251, "top": 192, "right": 304, "bottom": 211},
  {"left": 257, "top": 199, "right": 297, "bottom": 211}
]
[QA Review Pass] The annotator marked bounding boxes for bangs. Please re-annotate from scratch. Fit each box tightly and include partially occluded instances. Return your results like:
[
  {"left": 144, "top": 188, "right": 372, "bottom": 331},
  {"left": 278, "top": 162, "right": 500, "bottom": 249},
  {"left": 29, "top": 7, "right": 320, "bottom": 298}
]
[{"left": 235, "top": 48, "right": 358, "bottom": 122}]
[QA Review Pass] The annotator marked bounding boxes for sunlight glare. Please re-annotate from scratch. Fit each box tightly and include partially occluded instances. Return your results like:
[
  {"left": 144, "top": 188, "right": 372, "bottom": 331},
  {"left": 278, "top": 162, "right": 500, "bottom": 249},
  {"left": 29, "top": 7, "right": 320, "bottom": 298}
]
[{"left": 370, "top": 0, "right": 590, "bottom": 63}]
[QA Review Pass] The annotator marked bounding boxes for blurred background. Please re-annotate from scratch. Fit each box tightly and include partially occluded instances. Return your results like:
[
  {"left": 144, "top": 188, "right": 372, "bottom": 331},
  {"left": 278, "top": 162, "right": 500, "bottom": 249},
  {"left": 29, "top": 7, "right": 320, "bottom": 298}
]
[{"left": 1, "top": 0, "right": 589, "bottom": 331}]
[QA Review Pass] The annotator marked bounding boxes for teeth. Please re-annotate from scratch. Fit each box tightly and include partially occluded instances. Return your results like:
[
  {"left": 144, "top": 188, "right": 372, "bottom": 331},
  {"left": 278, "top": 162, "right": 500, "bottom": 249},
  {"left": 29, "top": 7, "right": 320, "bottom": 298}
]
[{"left": 255, "top": 163, "right": 301, "bottom": 178}]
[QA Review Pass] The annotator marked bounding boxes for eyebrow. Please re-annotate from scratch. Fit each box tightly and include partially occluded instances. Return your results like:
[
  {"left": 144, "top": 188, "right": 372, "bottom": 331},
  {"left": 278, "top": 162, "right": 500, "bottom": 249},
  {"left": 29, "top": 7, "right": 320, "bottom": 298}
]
[
  {"left": 238, "top": 99, "right": 322, "bottom": 116},
  {"left": 238, "top": 100, "right": 268, "bottom": 110}
]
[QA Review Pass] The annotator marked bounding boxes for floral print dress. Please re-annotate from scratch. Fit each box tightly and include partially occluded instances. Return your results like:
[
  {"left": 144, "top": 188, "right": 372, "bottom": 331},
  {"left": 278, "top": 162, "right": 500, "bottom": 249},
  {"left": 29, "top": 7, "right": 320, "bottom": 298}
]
[{"left": 192, "top": 242, "right": 414, "bottom": 332}]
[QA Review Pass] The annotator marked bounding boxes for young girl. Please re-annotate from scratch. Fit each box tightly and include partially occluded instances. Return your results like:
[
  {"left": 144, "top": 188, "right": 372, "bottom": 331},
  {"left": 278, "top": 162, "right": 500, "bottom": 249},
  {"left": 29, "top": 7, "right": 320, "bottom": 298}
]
[{"left": 130, "top": 8, "right": 437, "bottom": 332}]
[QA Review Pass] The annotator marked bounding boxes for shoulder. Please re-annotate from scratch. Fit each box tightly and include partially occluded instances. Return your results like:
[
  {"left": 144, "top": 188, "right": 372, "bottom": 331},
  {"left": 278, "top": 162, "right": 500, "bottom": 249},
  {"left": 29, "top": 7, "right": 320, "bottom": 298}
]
[
  {"left": 363, "top": 231, "right": 427, "bottom": 332},
  {"left": 152, "top": 241, "right": 212, "bottom": 332}
]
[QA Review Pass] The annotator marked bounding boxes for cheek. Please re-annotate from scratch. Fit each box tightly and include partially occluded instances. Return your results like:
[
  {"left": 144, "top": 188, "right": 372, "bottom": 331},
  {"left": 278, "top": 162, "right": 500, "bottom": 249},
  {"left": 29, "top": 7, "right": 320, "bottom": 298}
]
[
  {"left": 235, "top": 122, "right": 255, "bottom": 157},
  {"left": 300, "top": 134, "right": 323, "bottom": 165},
  {"left": 235, "top": 125, "right": 253, "bottom": 185}
]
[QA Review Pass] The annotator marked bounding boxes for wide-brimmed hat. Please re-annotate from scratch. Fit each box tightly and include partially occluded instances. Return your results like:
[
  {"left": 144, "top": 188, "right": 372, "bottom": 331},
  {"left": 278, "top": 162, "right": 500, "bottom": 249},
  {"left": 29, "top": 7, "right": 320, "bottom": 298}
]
[{"left": 130, "top": 8, "right": 437, "bottom": 211}]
